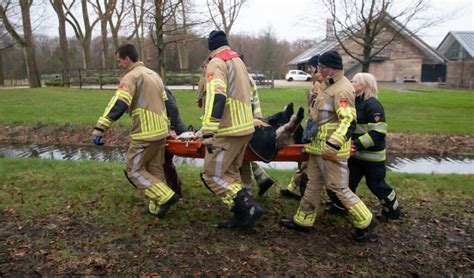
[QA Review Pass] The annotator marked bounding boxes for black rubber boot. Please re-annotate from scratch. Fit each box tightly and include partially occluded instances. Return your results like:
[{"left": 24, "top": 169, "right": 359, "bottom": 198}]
[
  {"left": 280, "top": 188, "right": 302, "bottom": 200},
  {"left": 156, "top": 193, "right": 180, "bottom": 219},
  {"left": 376, "top": 206, "right": 401, "bottom": 222},
  {"left": 324, "top": 202, "right": 347, "bottom": 215},
  {"left": 218, "top": 189, "right": 264, "bottom": 230},
  {"left": 258, "top": 178, "right": 275, "bottom": 196},
  {"left": 279, "top": 218, "right": 310, "bottom": 232},
  {"left": 353, "top": 217, "right": 378, "bottom": 242}
]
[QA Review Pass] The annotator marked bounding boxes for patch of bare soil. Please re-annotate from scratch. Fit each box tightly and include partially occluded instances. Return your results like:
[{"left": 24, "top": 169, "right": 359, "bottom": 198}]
[
  {"left": 0, "top": 201, "right": 472, "bottom": 276},
  {"left": 1, "top": 124, "right": 473, "bottom": 155}
]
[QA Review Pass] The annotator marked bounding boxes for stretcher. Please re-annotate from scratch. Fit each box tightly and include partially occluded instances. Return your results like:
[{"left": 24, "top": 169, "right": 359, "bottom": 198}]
[{"left": 166, "top": 139, "right": 309, "bottom": 162}]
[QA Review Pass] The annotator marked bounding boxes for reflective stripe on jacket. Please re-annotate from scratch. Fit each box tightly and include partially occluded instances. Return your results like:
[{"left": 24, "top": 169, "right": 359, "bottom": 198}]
[
  {"left": 94, "top": 62, "right": 169, "bottom": 141},
  {"left": 305, "top": 71, "right": 356, "bottom": 160},
  {"left": 202, "top": 46, "right": 255, "bottom": 137}
]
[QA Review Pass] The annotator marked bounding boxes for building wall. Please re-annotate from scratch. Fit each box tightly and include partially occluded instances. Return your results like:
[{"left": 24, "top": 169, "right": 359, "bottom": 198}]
[
  {"left": 334, "top": 26, "right": 426, "bottom": 82},
  {"left": 446, "top": 60, "right": 474, "bottom": 88}
]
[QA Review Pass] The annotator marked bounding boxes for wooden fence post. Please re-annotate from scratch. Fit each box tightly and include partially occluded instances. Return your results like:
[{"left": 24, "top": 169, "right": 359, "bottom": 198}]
[{"left": 79, "top": 69, "right": 82, "bottom": 89}]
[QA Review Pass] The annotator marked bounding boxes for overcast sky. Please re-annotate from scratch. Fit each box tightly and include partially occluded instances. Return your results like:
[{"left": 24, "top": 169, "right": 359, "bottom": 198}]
[
  {"left": 35, "top": 0, "right": 473, "bottom": 48},
  {"left": 229, "top": 0, "right": 473, "bottom": 47}
]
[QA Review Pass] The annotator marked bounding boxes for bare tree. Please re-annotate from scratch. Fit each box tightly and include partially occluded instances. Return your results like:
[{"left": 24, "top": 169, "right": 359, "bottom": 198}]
[
  {"left": 130, "top": 0, "right": 149, "bottom": 60},
  {"left": 50, "top": 0, "right": 70, "bottom": 85},
  {"left": 64, "top": 0, "right": 100, "bottom": 69},
  {"left": 0, "top": 0, "right": 41, "bottom": 87},
  {"left": 0, "top": 20, "right": 14, "bottom": 85},
  {"left": 108, "top": 0, "right": 131, "bottom": 54},
  {"left": 206, "top": 0, "right": 246, "bottom": 35},
  {"left": 175, "top": 0, "right": 188, "bottom": 70},
  {"left": 90, "top": 0, "right": 116, "bottom": 68},
  {"left": 323, "top": 0, "right": 440, "bottom": 72},
  {"left": 149, "top": 0, "right": 182, "bottom": 78}
]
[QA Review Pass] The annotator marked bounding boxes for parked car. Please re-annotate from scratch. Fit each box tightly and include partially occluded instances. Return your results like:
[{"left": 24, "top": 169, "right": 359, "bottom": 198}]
[
  {"left": 285, "top": 70, "right": 312, "bottom": 81},
  {"left": 249, "top": 71, "right": 265, "bottom": 81}
]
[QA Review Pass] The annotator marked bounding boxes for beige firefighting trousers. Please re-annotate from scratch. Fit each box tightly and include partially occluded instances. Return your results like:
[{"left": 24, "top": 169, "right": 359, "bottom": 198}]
[
  {"left": 125, "top": 139, "right": 175, "bottom": 206},
  {"left": 202, "top": 134, "right": 252, "bottom": 207},
  {"left": 294, "top": 154, "right": 373, "bottom": 229}
]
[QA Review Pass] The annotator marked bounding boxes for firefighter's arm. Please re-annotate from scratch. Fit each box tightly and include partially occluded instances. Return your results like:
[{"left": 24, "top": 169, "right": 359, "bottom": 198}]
[
  {"left": 92, "top": 78, "right": 135, "bottom": 140},
  {"left": 164, "top": 87, "right": 187, "bottom": 135},
  {"left": 327, "top": 90, "right": 356, "bottom": 148},
  {"left": 250, "top": 79, "right": 263, "bottom": 119},
  {"left": 201, "top": 59, "right": 228, "bottom": 137},
  {"left": 353, "top": 100, "right": 387, "bottom": 150}
]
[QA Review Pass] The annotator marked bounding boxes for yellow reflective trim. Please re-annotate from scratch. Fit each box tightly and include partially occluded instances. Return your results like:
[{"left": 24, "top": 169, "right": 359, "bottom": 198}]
[
  {"left": 98, "top": 116, "right": 112, "bottom": 127},
  {"left": 293, "top": 207, "right": 316, "bottom": 227},
  {"left": 358, "top": 133, "right": 375, "bottom": 148},
  {"left": 116, "top": 90, "right": 132, "bottom": 105},
  {"left": 353, "top": 149, "right": 386, "bottom": 162},
  {"left": 349, "top": 202, "right": 372, "bottom": 228},
  {"left": 162, "top": 90, "right": 168, "bottom": 101},
  {"left": 216, "top": 122, "right": 254, "bottom": 136},
  {"left": 102, "top": 95, "right": 118, "bottom": 118},
  {"left": 368, "top": 122, "right": 387, "bottom": 134},
  {"left": 130, "top": 129, "right": 168, "bottom": 140}
]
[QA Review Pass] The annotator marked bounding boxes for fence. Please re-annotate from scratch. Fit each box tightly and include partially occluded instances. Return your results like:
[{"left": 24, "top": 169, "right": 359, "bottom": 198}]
[{"left": 8, "top": 68, "right": 274, "bottom": 90}]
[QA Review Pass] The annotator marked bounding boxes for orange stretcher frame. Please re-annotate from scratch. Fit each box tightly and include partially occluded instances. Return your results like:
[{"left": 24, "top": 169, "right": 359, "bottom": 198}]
[{"left": 166, "top": 139, "right": 309, "bottom": 162}]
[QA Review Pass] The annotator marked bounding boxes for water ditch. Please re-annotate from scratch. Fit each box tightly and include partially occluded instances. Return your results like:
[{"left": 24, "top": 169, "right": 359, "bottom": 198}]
[{"left": 1, "top": 143, "right": 473, "bottom": 174}]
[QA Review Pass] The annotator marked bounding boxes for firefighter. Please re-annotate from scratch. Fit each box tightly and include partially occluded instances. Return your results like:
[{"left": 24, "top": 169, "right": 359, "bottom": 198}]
[
  {"left": 92, "top": 43, "right": 179, "bottom": 219},
  {"left": 200, "top": 30, "right": 264, "bottom": 229},
  {"left": 325, "top": 72, "right": 401, "bottom": 221},
  {"left": 279, "top": 50, "right": 377, "bottom": 241},
  {"left": 281, "top": 54, "right": 323, "bottom": 200},
  {"left": 198, "top": 51, "right": 275, "bottom": 196}
]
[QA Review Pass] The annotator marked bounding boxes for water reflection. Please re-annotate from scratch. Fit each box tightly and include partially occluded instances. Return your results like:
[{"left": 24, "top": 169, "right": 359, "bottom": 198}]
[{"left": 1, "top": 144, "right": 473, "bottom": 175}]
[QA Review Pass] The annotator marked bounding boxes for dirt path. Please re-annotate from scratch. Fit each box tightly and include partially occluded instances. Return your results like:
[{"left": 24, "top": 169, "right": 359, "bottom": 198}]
[{"left": 1, "top": 124, "right": 473, "bottom": 155}]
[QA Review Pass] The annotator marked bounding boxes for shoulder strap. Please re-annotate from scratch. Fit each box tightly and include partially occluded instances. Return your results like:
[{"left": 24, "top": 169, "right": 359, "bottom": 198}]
[{"left": 216, "top": 49, "right": 240, "bottom": 61}]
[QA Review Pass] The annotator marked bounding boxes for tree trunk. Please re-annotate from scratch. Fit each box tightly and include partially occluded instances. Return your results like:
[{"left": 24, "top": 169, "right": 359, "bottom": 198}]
[
  {"left": 52, "top": 0, "right": 70, "bottom": 86},
  {"left": 20, "top": 0, "right": 41, "bottom": 87},
  {"left": 155, "top": 0, "right": 166, "bottom": 79},
  {"left": 177, "top": 1, "right": 188, "bottom": 70},
  {"left": 0, "top": 51, "right": 4, "bottom": 85},
  {"left": 80, "top": 0, "right": 92, "bottom": 69},
  {"left": 100, "top": 19, "right": 109, "bottom": 68}
]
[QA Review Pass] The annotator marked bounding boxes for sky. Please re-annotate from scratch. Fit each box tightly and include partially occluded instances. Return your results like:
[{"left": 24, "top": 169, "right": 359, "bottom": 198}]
[
  {"left": 34, "top": 0, "right": 473, "bottom": 48},
  {"left": 229, "top": 0, "right": 474, "bottom": 47}
]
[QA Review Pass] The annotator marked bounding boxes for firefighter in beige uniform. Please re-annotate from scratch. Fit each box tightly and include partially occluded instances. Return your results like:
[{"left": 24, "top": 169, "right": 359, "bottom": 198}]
[
  {"left": 281, "top": 54, "right": 323, "bottom": 199},
  {"left": 200, "top": 30, "right": 264, "bottom": 229},
  {"left": 280, "top": 50, "right": 377, "bottom": 241},
  {"left": 198, "top": 51, "right": 274, "bottom": 196},
  {"left": 92, "top": 43, "right": 179, "bottom": 219}
]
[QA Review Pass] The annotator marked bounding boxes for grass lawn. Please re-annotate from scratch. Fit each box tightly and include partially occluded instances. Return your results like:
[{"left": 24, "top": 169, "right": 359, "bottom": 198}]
[
  {"left": 0, "top": 157, "right": 473, "bottom": 275},
  {"left": 0, "top": 86, "right": 472, "bottom": 135}
]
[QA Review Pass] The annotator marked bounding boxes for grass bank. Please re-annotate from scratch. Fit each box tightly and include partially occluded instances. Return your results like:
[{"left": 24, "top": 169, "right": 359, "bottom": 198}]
[
  {"left": 0, "top": 87, "right": 472, "bottom": 135},
  {"left": 1, "top": 158, "right": 473, "bottom": 275}
]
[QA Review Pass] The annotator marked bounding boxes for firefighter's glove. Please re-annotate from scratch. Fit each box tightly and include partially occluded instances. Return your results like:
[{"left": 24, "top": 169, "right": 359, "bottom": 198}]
[
  {"left": 253, "top": 118, "right": 271, "bottom": 127},
  {"left": 92, "top": 135, "right": 104, "bottom": 146},
  {"left": 322, "top": 141, "right": 339, "bottom": 161},
  {"left": 176, "top": 131, "right": 196, "bottom": 141}
]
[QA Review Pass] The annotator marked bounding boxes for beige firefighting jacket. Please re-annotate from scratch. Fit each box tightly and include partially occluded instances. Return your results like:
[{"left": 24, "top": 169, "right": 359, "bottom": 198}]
[
  {"left": 94, "top": 62, "right": 169, "bottom": 141},
  {"left": 305, "top": 71, "right": 356, "bottom": 160},
  {"left": 201, "top": 46, "right": 255, "bottom": 137}
]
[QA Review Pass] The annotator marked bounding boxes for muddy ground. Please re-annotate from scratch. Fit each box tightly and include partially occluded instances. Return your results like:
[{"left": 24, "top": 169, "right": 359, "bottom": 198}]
[
  {"left": 1, "top": 124, "right": 473, "bottom": 155},
  {"left": 0, "top": 195, "right": 472, "bottom": 276},
  {"left": 1, "top": 124, "right": 473, "bottom": 276}
]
